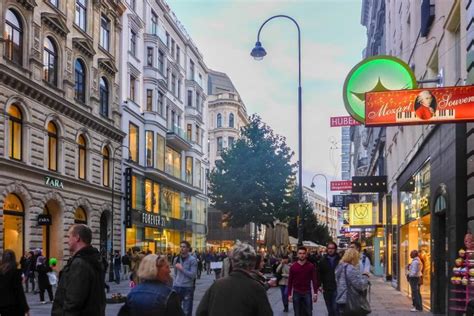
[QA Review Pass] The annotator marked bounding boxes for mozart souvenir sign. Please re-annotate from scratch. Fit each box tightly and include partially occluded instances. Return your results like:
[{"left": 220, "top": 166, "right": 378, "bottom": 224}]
[{"left": 365, "top": 86, "right": 474, "bottom": 126}]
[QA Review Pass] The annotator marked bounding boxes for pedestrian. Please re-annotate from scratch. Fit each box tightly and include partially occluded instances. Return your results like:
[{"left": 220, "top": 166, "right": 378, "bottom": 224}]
[
  {"left": 130, "top": 247, "right": 144, "bottom": 285},
  {"left": 349, "top": 241, "right": 371, "bottom": 275},
  {"left": 220, "top": 250, "right": 231, "bottom": 279},
  {"left": 249, "top": 254, "right": 276, "bottom": 290},
  {"left": 21, "top": 251, "right": 33, "bottom": 293},
  {"left": 118, "top": 254, "right": 183, "bottom": 316},
  {"left": 335, "top": 248, "right": 370, "bottom": 315},
  {"left": 287, "top": 246, "right": 320, "bottom": 316},
  {"left": 28, "top": 250, "right": 39, "bottom": 294},
  {"left": 205, "top": 252, "right": 212, "bottom": 275},
  {"left": 276, "top": 254, "right": 291, "bottom": 312},
  {"left": 196, "top": 242, "right": 273, "bottom": 316},
  {"left": 172, "top": 241, "right": 197, "bottom": 316},
  {"left": 197, "top": 253, "right": 203, "bottom": 279},
  {"left": 0, "top": 249, "right": 30, "bottom": 316},
  {"left": 36, "top": 256, "right": 54, "bottom": 304},
  {"left": 318, "top": 241, "right": 341, "bottom": 316},
  {"left": 122, "top": 250, "right": 132, "bottom": 281},
  {"left": 408, "top": 250, "right": 423, "bottom": 312},
  {"left": 114, "top": 250, "right": 122, "bottom": 284},
  {"left": 52, "top": 224, "right": 106, "bottom": 316},
  {"left": 100, "top": 249, "right": 110, "bottom": 293}
]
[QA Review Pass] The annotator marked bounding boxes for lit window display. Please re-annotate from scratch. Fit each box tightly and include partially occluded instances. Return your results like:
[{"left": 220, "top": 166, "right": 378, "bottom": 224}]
[{"left": 3, "top": 193, "right": 24, "bottom": 260}]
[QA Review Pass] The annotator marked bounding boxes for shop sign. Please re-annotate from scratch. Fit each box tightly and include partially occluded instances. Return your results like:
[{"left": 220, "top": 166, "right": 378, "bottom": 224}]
[
  {"left": 141, "top": 212, "right": 167, "bottom": 227},
  {"left": 38, "top": 214, "right": 52, "bottom": 225},
  {"left": 333, "top": 194, "right": 360, "bottom": 208},
  {"left": 343, "top": 55, "right": 417, "bottom": 123},
  {"left": 349, "top": 203, "right": 373, "bottom": 227},
  {"left": 45, "top": 176, "right": 64, "bottom": 189},
  {"left": 365, "top": 86, "right": 474, "bottom": 126},
  {"left": 330, "top": 116, "right": 361, "bottom": 127},
  {"left": 332, "top": 195, "right": 344, "bottom": 208},
  {"left": 124, "top": 167, "right": 132, "bottom": 228},
  {"left": 330, "top": 180, "right": 352, "bottom": 191},
  {"left": 352, "top": 176, "right": 387, "bottom": 193}
]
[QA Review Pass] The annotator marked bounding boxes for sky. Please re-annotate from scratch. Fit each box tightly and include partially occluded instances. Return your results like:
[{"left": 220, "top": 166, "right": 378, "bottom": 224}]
[{"left": 169, "top": 0, "right": 367, "bottom": 198}]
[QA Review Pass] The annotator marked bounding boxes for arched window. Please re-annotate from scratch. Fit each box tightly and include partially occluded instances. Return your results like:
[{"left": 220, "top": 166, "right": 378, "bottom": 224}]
[
  {"left": 217, "top": 113, "right": 222, "bottom": 128},
  {"left": 78, "top": 135, "right": 86, "bottom": 179},
  {"left": 75, "top": 59, "right": 86, "bottom": 103},
  {"left": 102, "top": 147, "right": 109, "bottom": 187},
  {"left": 43, "top": 37, "right": 58, "bottom": 86},
  {"left": 4, "top": 9, "right": 23, "bottom": 65},
  {"left": 74, "top": 207, "right": 87, "bottom": 224},
  {"left": 8, "top": 105, "right": 22, "bottom": 160},
  {"left": 4, "top": 193, "right": 24, "bottom": 260},
  {"left": 229, "top": 113, "right": 234, "bottom": 128},
  {"left": 48, "top": 122, "right": 58, "bottom": 171},
  {"left": 99, "top": 77, "right": 108, "bottom": 117},
  {"left": 75, "top": 0, "right": 87, "bottom": 31}
]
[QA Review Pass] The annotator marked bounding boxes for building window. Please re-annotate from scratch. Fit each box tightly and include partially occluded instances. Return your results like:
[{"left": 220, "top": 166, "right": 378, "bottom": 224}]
[
  {"left": 187, "top": 124, "right": 192, "bottom": 141},
  {"left": 157, "top": 91, "right": 164, "bottom": 115},
  {"left": 4, "top": 9, "right": 23, "bottom": 65},
  {"left": 198, "top": 73, "right": 202, "bottom": 86},
  {"left": 129, "top": 75, "right": 136, "bottom": 102},
  {"left": 100, "top": 15, "right": 110, "bottom": 51},
  {"left": 43, "top": 37, "right": 58, "bottom": 86},
  {"left": 217, "top": 113, "right": 222, "bottom": 128},
  {"left": 145, "top": 179, "right": 153, "bottom": 212},
  {"left": 171, "top": 39, "right": 175, "bottom": 57},
  {"left": 196, "top": 160, "right": 202, "bottom": 188},
  {"left": 228, "top": 137, "right": 234, "bottom": 148},
  {"left": 158, "top": 50, "right": 164, "bottom": 73},
  {"left": 78, "top": 135, "right": 86, "bottom": 179},
  {"left": 102, "top": 147, "right": 109, "bottom": 187},
  {"left": 130, "top": 30, "right": 137, "bottom": 56},
  {"left": 165, "top": 146, "right": 181, "bottom": 178},
  {"left": 74, "top": 207, "right": 87, "bottom": 224},
  {"left": 229, "top": 113, "right": 234, "bottom": 128},
  {"left": 47, "top": 122, "right": 58, "bottom": 171},
  {"left": 171, "top": 74, "right": 176, "bottom": 95},
  {"left": 156, "top": 134, "right": 165, "bottom": 171},
  {"left": 146, "top": 89, "right": 153, "bottom": 112},
  {"left": 75, "top": 59, "right": 86, "bottom": 103},
  {"left": 99, "top": 77, "right": 109, "bottom": 117},
  {"left": 178, "top": 79, "right": 182, "bottom": 98},
  {"left": 8, "top": 105, "right": 22, "bottom": 161},
  {"left": 75, "top": 0, "right": 87, "bottom": 31},
  {"left": 145, "top": 131, "right": 154, "bottom": 167},
  {"left": 195, "top": 125, "right": 200, "bottom": 145},
  {"left": 129, "top": 123, "right": 139, "bottom": 163},
  {"left": 3, "top": 193, "right": 24, "bottom": 260},
  {"left": 190, "top": 60, "right": 195, "bottom": 80},
  {"left": 185, "top": 156, "right": 193, "bottom": 184},
  {"left": 187, "top": 90, "right": 193, "bottom": 107},
  {"left": 129, "top": 0, "right": 136, "bottom": 10},
  {"left": 50, "top": 0, "right": 59, "bottom": 7},
  {"left": 151, "top": 11, "right": 158, "bottom": 35},
  {"left": 146, "top": 47, "right": 153, "bottom": 66},
  {"left": 166, "top": 32, "right": 170, "bottom": 47},
  {"left": 217, "top": 137, "right": 223, "bottom": 154},
  {"left": 176, "top": 46, "right": 180, "bottom": 64}
]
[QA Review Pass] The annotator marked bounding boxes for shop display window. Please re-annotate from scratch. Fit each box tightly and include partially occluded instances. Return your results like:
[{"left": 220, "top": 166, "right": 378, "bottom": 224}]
[{"left": 3, "top": 193, "right": 24, "bottom": 260}]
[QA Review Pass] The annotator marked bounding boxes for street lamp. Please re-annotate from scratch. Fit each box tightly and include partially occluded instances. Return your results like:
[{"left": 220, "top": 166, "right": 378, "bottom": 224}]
[
  {"left": 109, "top": 144, "right": 132, "bottom": 281},
  {"left": 251, "top": 15, "right": 303, "bottom": 246},
  {"left": 310, "top": 173, "right": 329, "bottom": 227}
]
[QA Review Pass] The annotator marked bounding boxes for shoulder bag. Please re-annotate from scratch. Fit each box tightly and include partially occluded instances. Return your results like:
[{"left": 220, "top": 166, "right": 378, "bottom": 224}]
[{"left": 343, "top": 265, "right": 371, "bottom": 316}]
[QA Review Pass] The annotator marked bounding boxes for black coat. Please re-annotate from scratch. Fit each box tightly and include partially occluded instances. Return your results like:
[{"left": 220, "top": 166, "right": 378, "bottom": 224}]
[
  {"left": 196, "top": 269, "right": 272, "bottom": 316},
  {"left": 0, "top": 268, "right": 29, "bottom": 315},
  {"left": 52, "top": 246, "right": 106, "bottom": 316},
  {"left": 318, "top": 254, "right": 341, "bottom": 292},
  {"left": 36, "top": 263, "right": 52, "bottom": 290}
]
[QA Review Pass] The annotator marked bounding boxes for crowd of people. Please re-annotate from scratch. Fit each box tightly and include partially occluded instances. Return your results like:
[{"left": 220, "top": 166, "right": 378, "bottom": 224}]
[{"left": 0, "top": 223, "right": 426, "bottom": 316}]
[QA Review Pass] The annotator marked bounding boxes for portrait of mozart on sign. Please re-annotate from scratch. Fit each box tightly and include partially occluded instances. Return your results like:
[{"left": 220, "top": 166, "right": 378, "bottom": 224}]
[{"left": 414, "top": 90, "right": 437, "bottom": 120}]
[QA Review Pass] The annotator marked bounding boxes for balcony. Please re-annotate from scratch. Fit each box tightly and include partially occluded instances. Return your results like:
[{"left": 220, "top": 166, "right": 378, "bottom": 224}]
[
  {"left": 185, "top": 106, "right": 203, "bottom": 123},
  {"left": 166, "top": 125, "right": 191, "bottom": 151}
]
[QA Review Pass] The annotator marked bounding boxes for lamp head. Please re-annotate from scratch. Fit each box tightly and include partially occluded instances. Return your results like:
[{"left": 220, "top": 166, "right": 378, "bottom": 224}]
[
  {"left": 250, "top": 41, "right": 267, "bottom": 60},
  {"left": 310, "top": 182, "right": 315, "bottom": 188}
]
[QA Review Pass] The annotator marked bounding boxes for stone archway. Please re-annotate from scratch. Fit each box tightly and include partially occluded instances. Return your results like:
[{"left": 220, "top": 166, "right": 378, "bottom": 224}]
[{"left": 39, "top": 191, "right": 66, "bottom": 267}]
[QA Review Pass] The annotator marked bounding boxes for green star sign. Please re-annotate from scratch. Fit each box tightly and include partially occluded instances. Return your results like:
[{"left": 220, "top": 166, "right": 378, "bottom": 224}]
[{"left": 343, "top": 55, "right": 417, "bottom": 123}]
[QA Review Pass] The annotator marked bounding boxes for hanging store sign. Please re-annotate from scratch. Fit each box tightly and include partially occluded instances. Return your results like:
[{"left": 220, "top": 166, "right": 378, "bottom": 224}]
[
  {"left": 45, "top": 176, "right": 64, "bottom": 189},
  {"left": 349, "top": 203, "right": 373, "bottom": 227},
  {"left": 330, "top": 180, "right": 352, "bottom": 191},
  {"left": 365, "top": 86, "right": 474, "bottom": 126},
  {"left": 343, "top": 55, "right": 417, "bottom": 123},
  {"left": 140, "top": 212, "right": 168, "bottom": 227},
  {"left": 124, "top": 167, "right": 132, "bottom": 228},
  {"left": 352, "top": 176, "right": 387, "bottom": 193},
  {"left": 330, "top": 116, "right": 361, "bottom": 127},
  {"left": 38, "top": 214, "right": 52, "bottom": 225}
]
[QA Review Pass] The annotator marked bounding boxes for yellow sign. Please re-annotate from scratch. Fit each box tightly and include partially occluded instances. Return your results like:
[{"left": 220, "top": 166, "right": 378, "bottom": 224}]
[{"left": 349, "top": 203, "right": 373, "bottom": 226}]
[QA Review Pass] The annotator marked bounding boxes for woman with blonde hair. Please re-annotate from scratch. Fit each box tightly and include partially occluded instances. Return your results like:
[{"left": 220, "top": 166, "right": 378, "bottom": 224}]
[
  {"left": 119, "top": 254, "right": 183, "bottom": 316},
  {"left": 335, "top": 248, "right": 370, "bottom": 315}
]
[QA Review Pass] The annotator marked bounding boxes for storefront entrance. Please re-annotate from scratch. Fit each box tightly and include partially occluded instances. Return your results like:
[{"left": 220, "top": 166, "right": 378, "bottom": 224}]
[
  {"left": 42, "top": 200, "right": 63, "bottom": 265},
  {"left": 3, "top": 193, "right": 24, "bottom": 260}
]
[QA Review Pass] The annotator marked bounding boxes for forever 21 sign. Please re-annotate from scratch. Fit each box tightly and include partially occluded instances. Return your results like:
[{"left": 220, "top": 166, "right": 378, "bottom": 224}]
[{"left": 141, "top": 212, "right": 167, "bottom": 227}]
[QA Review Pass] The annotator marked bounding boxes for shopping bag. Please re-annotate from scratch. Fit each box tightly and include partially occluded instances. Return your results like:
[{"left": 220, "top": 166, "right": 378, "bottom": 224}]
[{"left": 47, "top": 272, "right": 57, "bottom": 285}]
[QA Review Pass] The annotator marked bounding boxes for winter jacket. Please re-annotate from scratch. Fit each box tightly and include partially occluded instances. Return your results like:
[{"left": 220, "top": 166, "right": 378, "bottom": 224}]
[
  {"left": 276, "top": 263, "right": 290, "bottom": 286},
  {"left": 173, "top": 255, "right": 197, "bottom": 288},
  {"left": 335, "top": 262, "right": 369, "bottom": 305},
  {"left": 36, "top": 263, "right": 52, "bottom": 290},
  {"left": 318, "top": 254, "right": 341, "bottom": 292},
  {"left": 196, "top": 269, "right": 273, "bottom": 316},
  {"left": 120, "top": 280, "right": 183, "bottom": 316},
  {"left": 409, "top": 257, "right": 423, "bottom": 277},
  {"left": 52, "top": 246, "right": 105, "bottom": 316},
  {"left": 0, "top": 268, "right": 29, "bottom": 315}
]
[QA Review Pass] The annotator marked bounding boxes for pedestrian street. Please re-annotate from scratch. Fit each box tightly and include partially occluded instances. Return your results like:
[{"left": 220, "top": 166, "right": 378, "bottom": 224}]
[{"left": 27, "top": 270, "right": 431, "bottom": 316}]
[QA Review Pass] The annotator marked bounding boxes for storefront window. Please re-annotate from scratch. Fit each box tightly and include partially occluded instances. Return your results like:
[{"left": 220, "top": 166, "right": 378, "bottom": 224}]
[
  {"left": 146, "top": 131, "right": 154, "bottom": 167},
  {"left": 3, "top": 193, "right": 24, "bottom": 260},
  {"left": 165, "top": 146, "right": 181, "bottom": 179},
  {"left": 74, "top": 207, "right": 87, "bottom": 224},
  {"left": 132, "top": 175, "right": 144, "bottom": 211},
  {"left": 156, "top": 134, "right": 165, "bottom": 171},
  {"left": 145, "top": 179, "right": 152, "bottom": 212},
  {"left": 162, "top": 187, "right": 181, "bottom": 219},
  {"left": 153, "top": 183, "right": 160, "bottom": 214},
  {"left": 185, "top": 157, "right": 193, "bottom": 184}
]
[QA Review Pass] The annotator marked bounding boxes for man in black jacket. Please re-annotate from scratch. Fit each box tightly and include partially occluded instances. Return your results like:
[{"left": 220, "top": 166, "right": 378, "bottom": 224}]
[
  {"left": 52, "top": 224, "right": 106, "bottom": 316},
  {"left": 318, "top": 241, "right": 340, "bottom": 316}
]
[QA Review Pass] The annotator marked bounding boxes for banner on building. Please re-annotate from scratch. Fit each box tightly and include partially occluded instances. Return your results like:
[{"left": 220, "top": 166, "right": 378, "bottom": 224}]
[
  {"left": 124, "top": 167, "right": 132, "bottom": 228},
  {"left": 365, "top": 86, "right": 474, "bottom": 126},
  {"left": 352, "top": 176, "right": 387, "bottom": 193},
  {"left": 330, "top": 116, "right": 361, "bottom": 127},
  {"left": 332, "top": 194, "right": 360, "bottom": 208},
  {"left": 349, "top": 202, "right": 373, "bottom": 227},
  {"left": 330, "top": 180, "right": 352, "bottom": 191}
]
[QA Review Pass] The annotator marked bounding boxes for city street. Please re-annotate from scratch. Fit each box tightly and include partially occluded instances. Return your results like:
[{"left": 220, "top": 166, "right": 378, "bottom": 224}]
[{"left": 27, "top": 270, "right": 431, "bottom": 315}]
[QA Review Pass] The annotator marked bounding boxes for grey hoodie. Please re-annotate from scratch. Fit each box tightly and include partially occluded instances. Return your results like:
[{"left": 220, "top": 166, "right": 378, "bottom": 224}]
[{"left": 335, "top": 262, "right": 369, "bottom": 305}]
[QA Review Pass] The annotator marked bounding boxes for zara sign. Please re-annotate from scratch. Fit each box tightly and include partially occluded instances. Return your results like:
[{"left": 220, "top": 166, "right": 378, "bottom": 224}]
[{"left": 45, "top": 176, "right": 64, "bottom": 189}]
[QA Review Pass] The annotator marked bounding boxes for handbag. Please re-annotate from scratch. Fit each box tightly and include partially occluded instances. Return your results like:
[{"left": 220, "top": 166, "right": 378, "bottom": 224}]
[
  {"left": 47, "top": 271, "right": 57, "bottom": 285},
  {"left": 343, "top": 265, "right": 371, "bottom": 316}
]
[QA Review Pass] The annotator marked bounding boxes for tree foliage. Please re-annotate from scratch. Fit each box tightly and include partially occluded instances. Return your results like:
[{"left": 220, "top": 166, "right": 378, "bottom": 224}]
[{"left": 208, "top": 114, "right": 296, "bottom": 227}]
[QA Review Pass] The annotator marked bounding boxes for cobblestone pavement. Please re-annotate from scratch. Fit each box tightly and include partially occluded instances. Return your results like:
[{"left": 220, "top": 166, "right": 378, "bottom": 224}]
[{"left": 27, "top": 271, "right": 432, "bottom": 315}]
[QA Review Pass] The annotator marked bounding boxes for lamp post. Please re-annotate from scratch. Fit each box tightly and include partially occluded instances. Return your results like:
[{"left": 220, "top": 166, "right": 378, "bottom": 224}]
[
  {"left": 310, "top": 173, "right": 329, "bottom": 228},
  {"left": 109, "top": 144, "right": 132, "bottom": 281},
  {"left": 251, "top": 15, "right": 303, "bottom": 246}
]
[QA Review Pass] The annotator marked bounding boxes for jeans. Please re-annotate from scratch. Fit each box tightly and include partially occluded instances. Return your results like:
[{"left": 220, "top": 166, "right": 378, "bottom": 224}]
[
  {"left": 122, "top": 265, "right": 129, "bottom": 280},
  {"left": 409, "top": 277, "right": 423, "bottom": 311},
  {"left": 39, "top": 284, "right": 54, "bottom": 302},
  {"left": 114, "top": 266, "right": 121, "bottom": 284},
  {"left": 280, "top": 285, "right": 288, "bottom": 309},
  {"left": 292, "top": 292, "right": 312, "bottom": 316},
  {"left": 323, "top": 290, "right": 339, "bottom": 316},
  {"left": 173, "top": 286, "right": 194, "bottom": 316}
]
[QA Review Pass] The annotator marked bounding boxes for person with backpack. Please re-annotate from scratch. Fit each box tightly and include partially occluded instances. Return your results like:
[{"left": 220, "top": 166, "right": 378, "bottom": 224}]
[
  {"left": 276, "top": 255, "right": 291, "bottom": 312},
  {"left": 172, "top": 241, "right": 197, "bottom": 316}
]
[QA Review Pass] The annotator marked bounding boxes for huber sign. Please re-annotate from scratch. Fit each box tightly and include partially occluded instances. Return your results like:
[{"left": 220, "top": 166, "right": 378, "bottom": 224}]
[
  {"left": 330, "top": 116, "right": 361, "bottom": 127},
  {"left": 365, "top": 86, "right": 474, "bottom": 126},
  {"left": 330, "top": 181, "right": 352, "bottom": 191}
]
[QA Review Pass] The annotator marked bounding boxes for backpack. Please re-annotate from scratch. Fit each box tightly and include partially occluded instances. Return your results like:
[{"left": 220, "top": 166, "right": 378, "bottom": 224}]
[{"left": 122, "top": 255, "right": 130, "bottom": 266}]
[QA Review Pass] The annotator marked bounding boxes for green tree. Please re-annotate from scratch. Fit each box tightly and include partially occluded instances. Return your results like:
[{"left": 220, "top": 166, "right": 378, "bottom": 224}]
[{"left": 209, "top": 114, "right": 296, "bottom": 227}]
